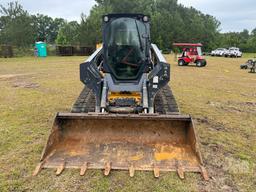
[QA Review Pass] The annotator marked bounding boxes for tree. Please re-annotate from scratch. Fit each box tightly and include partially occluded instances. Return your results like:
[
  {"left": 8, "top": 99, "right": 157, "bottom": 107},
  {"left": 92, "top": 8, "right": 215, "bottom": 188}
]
[
  {"left": 251, "top": 28, "right": 256, "bottom": 36},
  {"left": 214, "top": 29, "right": 256, "bottom": 52},
  {"left": 55, "top": 21, "right": 79, "bottom": 45},
  {"left": 0, "top": 1, "right": 35, "bottom": 47},
  {"left": 31, "top": 14, "right": 65, "bottom": 43},
  {"left": 80, "top": 0, "right": 220, "bottom": 51},
  {"left": 1, "top": 1, "right": 254, "bottom": 52},
  {"left": 78, "top": 4, "right": 112, "bottom": 46}
]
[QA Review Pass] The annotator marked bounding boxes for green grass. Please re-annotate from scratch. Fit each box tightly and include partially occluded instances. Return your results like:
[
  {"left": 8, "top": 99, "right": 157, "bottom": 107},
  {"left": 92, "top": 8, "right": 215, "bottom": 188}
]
[
  {"left": 0, "top": 55, "right": 255, "bottom": 191},
  {"left": 241, "top": 53, "right": 256, "bottom": 58}
]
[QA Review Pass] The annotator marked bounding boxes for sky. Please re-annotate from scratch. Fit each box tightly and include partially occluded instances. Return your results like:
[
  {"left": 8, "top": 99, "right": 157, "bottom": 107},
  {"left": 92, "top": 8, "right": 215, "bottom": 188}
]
[
  {"left": 1, "top": 0, "right": 256, "bottom": 33},
  {"left": 178, "top": 0, "right": 256, "bottom": 32}
]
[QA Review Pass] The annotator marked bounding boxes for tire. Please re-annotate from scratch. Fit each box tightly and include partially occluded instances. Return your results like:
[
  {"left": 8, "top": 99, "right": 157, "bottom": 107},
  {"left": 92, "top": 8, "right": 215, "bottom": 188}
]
[
  {"left": 196, "top": 60, "right": 205, "bottom": 67},
  {"left": 178, "top": 59, "right": 186, "bottom": 66},
  {"left": 240, "top": 65, "right": 247, "bottom": 69},
  {"left": 71, "top": 86, "right": 95, "bottom": 113},
  {"left": 154, "top": 85, "right": 179, "bottom": 114}
]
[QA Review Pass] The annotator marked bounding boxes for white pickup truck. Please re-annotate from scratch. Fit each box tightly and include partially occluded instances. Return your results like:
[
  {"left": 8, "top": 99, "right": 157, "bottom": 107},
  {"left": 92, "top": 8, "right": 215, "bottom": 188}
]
[
  {"left": 225, "top": 47, "right": 242, "bottom": 57},
  {"left": 211, "top": 48, "right": 227, "bottom": 56}
]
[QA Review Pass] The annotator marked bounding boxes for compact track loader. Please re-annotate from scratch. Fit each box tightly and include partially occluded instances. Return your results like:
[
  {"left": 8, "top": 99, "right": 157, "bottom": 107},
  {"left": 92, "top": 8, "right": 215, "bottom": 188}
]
[{"left": 34, "top": 14, "right": 208, "bottom": 180}]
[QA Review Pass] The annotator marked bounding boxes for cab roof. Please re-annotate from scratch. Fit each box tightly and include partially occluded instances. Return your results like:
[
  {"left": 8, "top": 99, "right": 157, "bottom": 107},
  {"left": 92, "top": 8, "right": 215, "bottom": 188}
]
[
  {"left": 103, "top": 13, "right": 149, "bottom": 20},
  {"left": 173, "top": 43, "right": 203, "bottom": 47}
]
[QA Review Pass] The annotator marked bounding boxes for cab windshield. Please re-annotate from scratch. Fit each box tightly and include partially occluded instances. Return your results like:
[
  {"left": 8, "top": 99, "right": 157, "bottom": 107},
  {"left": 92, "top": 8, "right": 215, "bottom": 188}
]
[{"left": 105, "top": 17, "right": 146, "bottom": 80}]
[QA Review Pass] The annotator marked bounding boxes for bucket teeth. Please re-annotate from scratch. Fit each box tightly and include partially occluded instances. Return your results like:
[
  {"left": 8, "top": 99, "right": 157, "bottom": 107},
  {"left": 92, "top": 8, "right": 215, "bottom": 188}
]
[
  {"left": 176, "top": 161, "right": 185, "bottom": 179},
  {"left": 56, "top": 162, "right": 65, "bottom": 176},
  {"left": 153, "top": 165, "right": 160, "bottom": 178},
  {"left": 80, "top": 162, "right": 88, "bottom": 176},
  {"left": 129, "top": 163, "right": 135, "bottom": 177},
  {"left": 33, "top": 150, "right": 56, "bottom": 176},
  {"left": 200, "top": 165, "right": 209, "bottom": 181},
  {"left": 35, "top": 113, "right": 207, "bottom": 179},
  {"left": 33, "top": 162, "right": 44, "bottom": 176},
  {"left": 104, "top": 162, "right": 111, "bottom": 176}
]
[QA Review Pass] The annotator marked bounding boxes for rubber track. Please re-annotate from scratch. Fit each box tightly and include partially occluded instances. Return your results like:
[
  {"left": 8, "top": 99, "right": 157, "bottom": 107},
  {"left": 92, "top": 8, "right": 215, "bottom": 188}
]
[
  {"left": 71, "top": 85, "right": 179, "bottom": 114},
  {"left": 71, "top": 86, "right": 95, "bottom": 113},
  {"left": 154, "top": 85, "right": 180, "bottom": 114}
]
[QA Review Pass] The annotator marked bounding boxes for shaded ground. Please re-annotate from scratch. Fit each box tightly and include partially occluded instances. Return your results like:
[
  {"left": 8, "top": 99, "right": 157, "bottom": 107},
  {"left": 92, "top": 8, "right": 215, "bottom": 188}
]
[{"left": 0, "top": 56, "right": 255, "bottom": 191}]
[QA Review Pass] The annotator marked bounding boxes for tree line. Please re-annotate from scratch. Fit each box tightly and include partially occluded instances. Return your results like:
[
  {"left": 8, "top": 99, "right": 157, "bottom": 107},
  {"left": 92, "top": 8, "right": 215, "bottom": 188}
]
[{"left": 0, "top": 1, "right": 256, "bottom": 52}]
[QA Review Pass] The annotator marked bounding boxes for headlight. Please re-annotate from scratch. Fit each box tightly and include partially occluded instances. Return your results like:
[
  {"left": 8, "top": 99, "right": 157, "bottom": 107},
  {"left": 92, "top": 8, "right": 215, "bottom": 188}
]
[
  {"left": 103, "top": 16, "right": 109, "bottom": 22},
  {"left": 143, "top": 16, "right": 149, "bottom": 22}
]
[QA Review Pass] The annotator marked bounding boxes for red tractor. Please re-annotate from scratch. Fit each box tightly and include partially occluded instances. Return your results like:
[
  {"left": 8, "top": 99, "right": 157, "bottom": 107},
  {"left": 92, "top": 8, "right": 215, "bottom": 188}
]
[{"left": 173, "top": 43, "right": 207, "bottom": 67}]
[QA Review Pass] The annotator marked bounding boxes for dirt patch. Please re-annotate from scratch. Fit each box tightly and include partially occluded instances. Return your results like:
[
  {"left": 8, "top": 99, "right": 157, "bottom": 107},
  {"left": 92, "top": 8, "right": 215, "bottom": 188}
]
[
  {"left": 195, "top": 116, "right": 210, "bottom": 125},
  {"left": 0, "top": 73, "right": 33, "bottom": 80},
  {"left": 198, "top": 143, "right": 240, "bottom": 192},
  {"left": 207, "top": 100, "right": 256, "bottom": 114},
  {"left": 226, "top": 101, "right": 256, "bottom": 114},
  {"left": 195, "top": 116, "right": 228, "bottom": 132},
  {"left": 206, "top": 101, "right": 221, "bottom": 107},
  {"left": 12, "top": 82, "right": 40, "bottom": 89},
  {"left": 223, "top": 156, "right": 252, "bottom": 174},
  {"left": 195, "top": 117, "right": 245, "bottom": 191},
  {"left": 240, "top": 101, "right": 256, "bottom": 107}
]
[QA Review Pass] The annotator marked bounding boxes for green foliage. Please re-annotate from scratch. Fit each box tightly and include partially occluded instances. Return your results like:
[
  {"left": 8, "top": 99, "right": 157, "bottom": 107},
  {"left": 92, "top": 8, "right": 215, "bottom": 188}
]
[
  {"left": 0, "top": 1, "right": 35, "bottom": 47},
  {"left": 214, "top": 28, "right": 256, "bottom": 52},
  {"left": 0, "top": 1, "right": 65, "bottom": 47},
  {"left": 0, "top": 0, "right": 255, "bottom": 53},
  {"left": 31, "top": 14, "right": 65, "bottom": 43},
  {"left": 56, "top": 21, "right": 79, "bottom": 45},
  {"left": 78, "top": 4, "right": 112, "bottom": 46},
  {"left": 80, "top": 0, "right": 220, "bottom": 51}
]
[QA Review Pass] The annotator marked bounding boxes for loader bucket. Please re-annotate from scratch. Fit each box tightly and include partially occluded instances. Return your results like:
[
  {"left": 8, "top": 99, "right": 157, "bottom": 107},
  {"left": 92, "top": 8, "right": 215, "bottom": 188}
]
[{"left": 34, "top": 113, "right": 208, "bottom": 180}]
